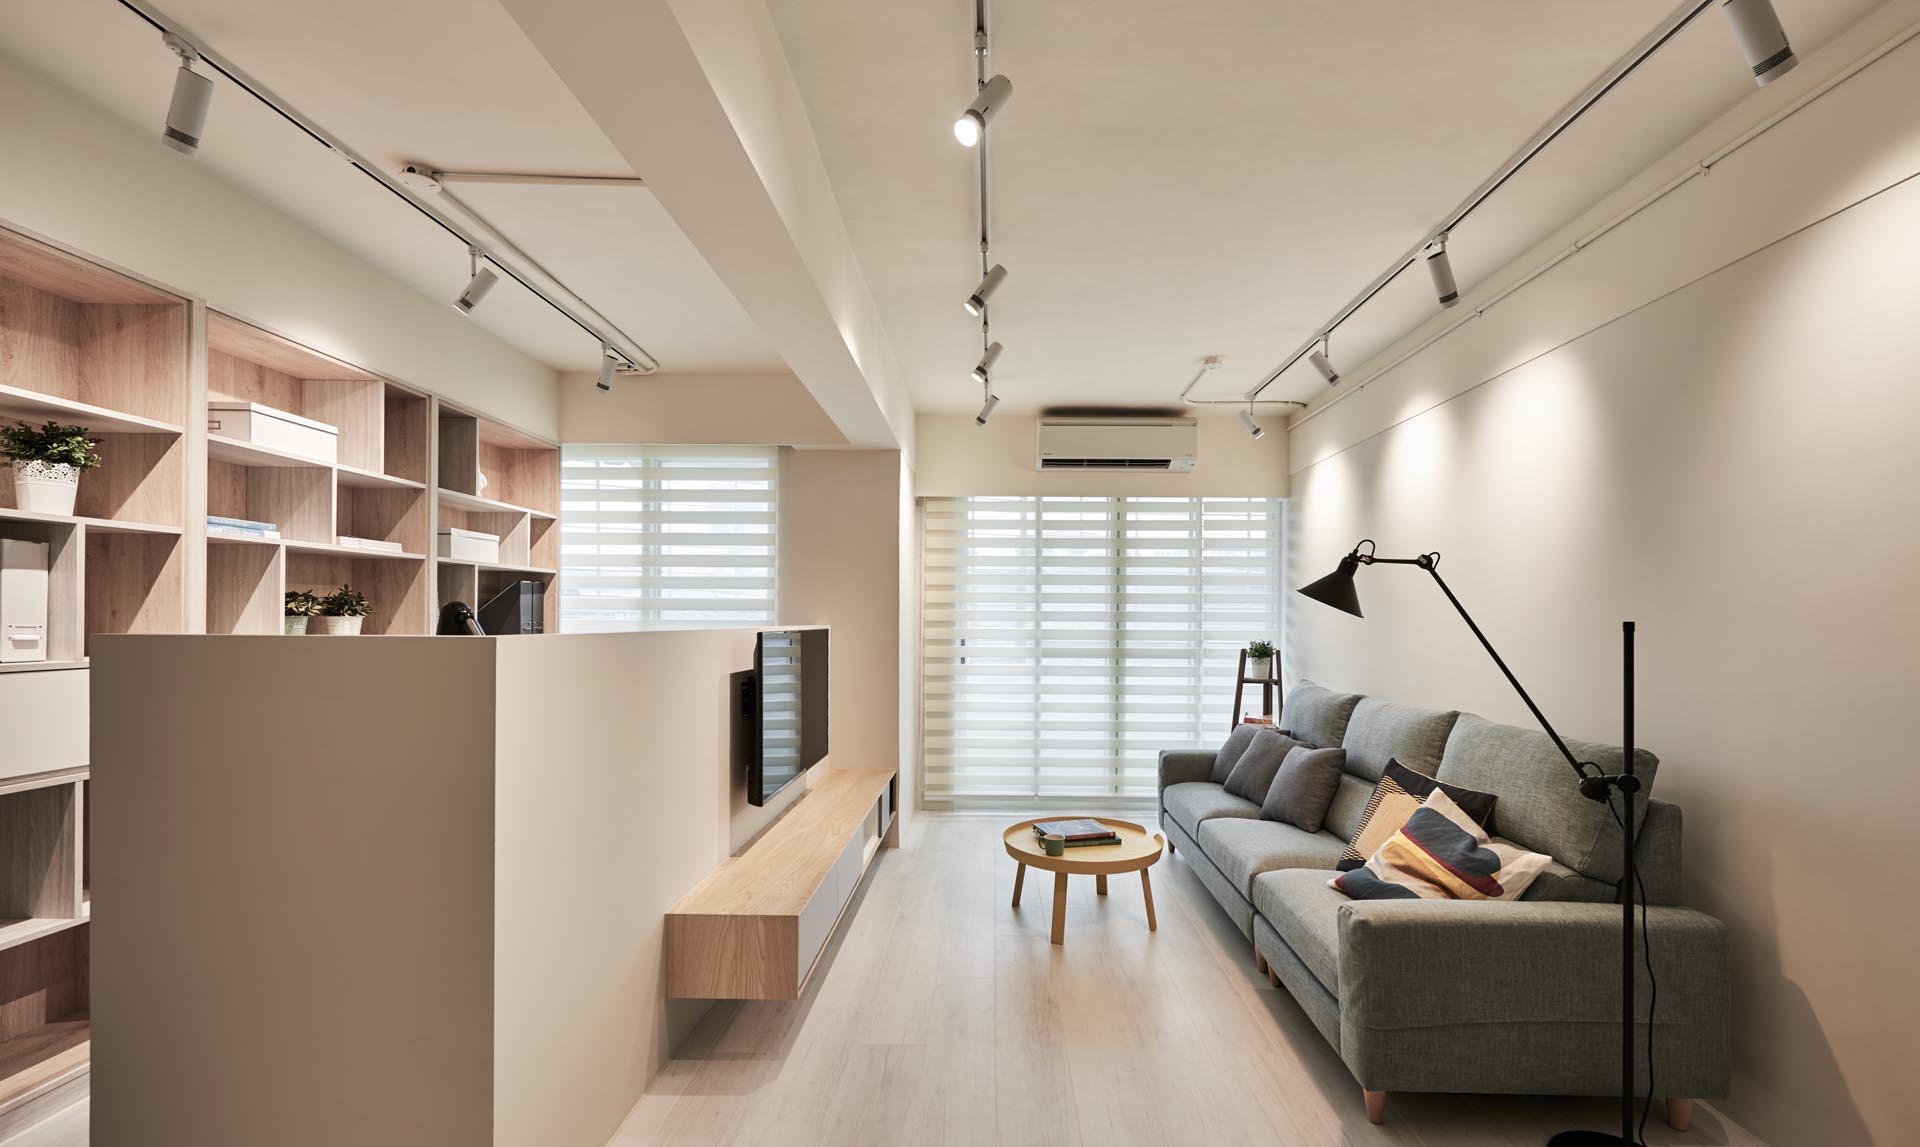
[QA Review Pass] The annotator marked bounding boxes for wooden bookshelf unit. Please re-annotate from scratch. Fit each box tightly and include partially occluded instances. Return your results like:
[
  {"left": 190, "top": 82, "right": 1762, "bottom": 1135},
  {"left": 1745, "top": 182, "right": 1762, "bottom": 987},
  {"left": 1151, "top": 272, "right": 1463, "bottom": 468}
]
[
  {"left": 665, "top": 767, "right": 898, "bottom": 1000},
  {"left": 0, "top": 218, "right": 564, "bottom": 1125}
]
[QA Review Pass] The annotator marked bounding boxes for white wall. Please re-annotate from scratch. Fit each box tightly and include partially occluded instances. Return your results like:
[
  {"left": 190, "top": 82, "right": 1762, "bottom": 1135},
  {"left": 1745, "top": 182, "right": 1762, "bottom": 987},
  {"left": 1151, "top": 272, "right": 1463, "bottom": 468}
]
[
  {"left": 917, "top": 412, "right": 1290, "bottom": 497},
  {"left": 0, "top": 59, "right": 558, "bottom": 437},
  {"left": 1285, "top": 12, "right": 1920, "bottom": 1144},
  {"left": 558, "top": 369, "right": 847, "bottom": 447}
]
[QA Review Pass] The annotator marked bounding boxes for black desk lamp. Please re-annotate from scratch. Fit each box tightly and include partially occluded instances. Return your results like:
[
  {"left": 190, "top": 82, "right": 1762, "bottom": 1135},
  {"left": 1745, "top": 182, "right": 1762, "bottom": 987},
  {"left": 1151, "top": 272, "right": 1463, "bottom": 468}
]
[{"left": 1299, "top": 539, "right": 1645, "bottom": 1147}]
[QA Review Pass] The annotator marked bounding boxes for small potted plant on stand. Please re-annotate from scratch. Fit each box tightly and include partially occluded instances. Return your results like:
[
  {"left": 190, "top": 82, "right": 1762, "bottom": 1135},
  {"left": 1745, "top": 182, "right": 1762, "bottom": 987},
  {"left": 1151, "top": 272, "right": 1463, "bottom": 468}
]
[
  {"left": 0, "top": 421, "right": 103, "bottom": 516},
  {"left": 1245, "top": 639, "right": 1276, "bottom": 681},
  {"left": 284, "top": 590, "right": 320, "bottom": 635},
  {"left": 311, "top": 585, "right": 371, "bottom": 635}
]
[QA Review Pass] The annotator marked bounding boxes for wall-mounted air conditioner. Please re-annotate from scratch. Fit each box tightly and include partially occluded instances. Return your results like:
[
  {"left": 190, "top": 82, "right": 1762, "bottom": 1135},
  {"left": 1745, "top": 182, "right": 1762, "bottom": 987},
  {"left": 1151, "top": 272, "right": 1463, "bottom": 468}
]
[{"left": 1035, "top": 418, "right": 1198, "bottom": 473}]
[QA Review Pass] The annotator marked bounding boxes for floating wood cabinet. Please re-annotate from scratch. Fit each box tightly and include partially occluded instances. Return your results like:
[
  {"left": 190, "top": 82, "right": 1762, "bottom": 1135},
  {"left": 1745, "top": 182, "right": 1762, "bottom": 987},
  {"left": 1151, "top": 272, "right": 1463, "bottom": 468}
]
[{"left": 666, "top": 767, "right": 898, "bottom": 1000}]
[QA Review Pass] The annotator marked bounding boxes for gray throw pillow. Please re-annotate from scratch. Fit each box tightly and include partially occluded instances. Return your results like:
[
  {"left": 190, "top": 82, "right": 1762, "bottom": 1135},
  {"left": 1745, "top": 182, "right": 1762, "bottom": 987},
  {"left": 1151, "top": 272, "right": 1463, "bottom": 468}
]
[
  {"left": 1223, "top": 729, "right": 1308, "bottom": 803},
  {"left": 1261, "top": 745, "right": 1347, "bottom": 833},
  {"left": 1209, "top": 722, "right": 1264, "bottom": 785}
]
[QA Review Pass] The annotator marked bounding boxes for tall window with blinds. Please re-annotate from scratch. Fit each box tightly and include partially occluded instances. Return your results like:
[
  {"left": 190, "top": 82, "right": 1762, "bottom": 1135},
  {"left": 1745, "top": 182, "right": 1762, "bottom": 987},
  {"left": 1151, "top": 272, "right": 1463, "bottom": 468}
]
[
  {"left": 922, "top": 496, "right": 1285, "bottom": 805},
  {"left": 560, "top": 445, "right": 778, "bottom": 631}
]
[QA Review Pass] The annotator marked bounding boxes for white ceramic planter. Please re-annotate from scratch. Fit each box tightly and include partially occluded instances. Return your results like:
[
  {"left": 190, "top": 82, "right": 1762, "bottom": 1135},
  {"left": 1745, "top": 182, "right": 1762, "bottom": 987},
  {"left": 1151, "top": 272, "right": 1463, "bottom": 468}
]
[
  {"left": 1247, "top": 656, "right": 1273, "bottom": 680},
  {"left": 284, "top": 615, "right": 310, "bottom": 636},
  {"left": 309, "top": 615, "right": 364, "bottom": 636},
  {"left": 13, "top": 461, "right": 79, "bottom": 516}
]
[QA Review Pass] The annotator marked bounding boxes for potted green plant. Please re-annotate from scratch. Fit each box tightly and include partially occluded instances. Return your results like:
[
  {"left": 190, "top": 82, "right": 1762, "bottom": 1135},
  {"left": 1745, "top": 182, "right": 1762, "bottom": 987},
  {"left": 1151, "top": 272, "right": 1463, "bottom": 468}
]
[
  {"left": 283, "top": 589, "right": 321, "bottom": 635},
  {"left": 0, "top": 421, "right": 103, "bottom": 516},
  {"left": 1246, "top": 639, "right": 1276, "bottom": 681},
  {"left": 311, "top": 585, "right": 371, "bottom": 636}
]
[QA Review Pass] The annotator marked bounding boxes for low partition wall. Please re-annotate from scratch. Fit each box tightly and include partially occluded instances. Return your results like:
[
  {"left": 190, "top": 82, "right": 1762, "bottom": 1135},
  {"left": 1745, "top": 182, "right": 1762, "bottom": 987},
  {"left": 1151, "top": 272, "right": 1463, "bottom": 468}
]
[{"left": 89, "top": 630, "right": 766, "bottom": 1147}]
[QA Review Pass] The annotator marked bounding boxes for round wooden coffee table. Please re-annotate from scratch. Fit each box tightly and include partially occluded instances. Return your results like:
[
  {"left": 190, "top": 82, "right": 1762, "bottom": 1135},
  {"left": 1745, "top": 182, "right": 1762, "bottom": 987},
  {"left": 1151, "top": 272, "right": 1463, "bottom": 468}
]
[{"left": 1003, "top": 818, "right": 1163, "bottom": 946}]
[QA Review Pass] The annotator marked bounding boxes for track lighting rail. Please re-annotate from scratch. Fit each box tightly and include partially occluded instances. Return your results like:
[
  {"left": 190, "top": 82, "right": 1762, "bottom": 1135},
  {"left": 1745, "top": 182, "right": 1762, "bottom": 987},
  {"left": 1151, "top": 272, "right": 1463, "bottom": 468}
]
[
  {"left": 114, "top": 0, "right": 660, "bottom": 374},
  {"left": 1243, "top": 0, "right": 1738, "bottom": 406}
]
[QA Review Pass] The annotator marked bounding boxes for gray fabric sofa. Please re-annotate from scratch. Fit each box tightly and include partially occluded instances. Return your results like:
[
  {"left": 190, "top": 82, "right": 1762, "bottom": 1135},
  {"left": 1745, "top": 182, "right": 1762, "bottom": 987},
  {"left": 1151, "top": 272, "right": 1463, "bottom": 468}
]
[{"left": 1158, "top": 680, "right": 1730, "bottom": 1127}]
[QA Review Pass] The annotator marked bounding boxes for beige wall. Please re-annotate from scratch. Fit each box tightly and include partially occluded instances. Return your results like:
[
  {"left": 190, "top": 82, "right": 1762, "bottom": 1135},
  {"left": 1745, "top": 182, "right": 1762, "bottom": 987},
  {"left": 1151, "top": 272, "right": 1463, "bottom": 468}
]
[
  {"left": 916, "top": 412, "right": 1290, "bottom": 497},
  {"left": 0, "top": 59, "right": 558, "bottom": 437},
  {"left": 1285, "top": 15, "right": 1920, "bottom": 1144},
  {"left": 777, "top": 450, "right": 903, "bottom": 784},
  {"left": 558, "top": 369, "right": 848, "bottom": 447}
]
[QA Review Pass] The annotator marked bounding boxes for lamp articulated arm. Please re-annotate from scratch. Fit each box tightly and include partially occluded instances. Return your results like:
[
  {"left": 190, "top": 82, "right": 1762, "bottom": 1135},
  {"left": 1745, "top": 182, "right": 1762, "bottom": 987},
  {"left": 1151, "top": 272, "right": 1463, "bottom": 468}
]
[{"left": 1302, "top": 539, "right": 1602, "bottom": 786}]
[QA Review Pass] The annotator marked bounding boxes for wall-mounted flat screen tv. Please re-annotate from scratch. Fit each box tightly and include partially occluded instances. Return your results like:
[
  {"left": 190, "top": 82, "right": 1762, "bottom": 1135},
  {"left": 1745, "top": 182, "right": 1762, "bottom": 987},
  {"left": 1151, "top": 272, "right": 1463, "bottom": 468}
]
[{"left": 747, "top": 629, "right": 828, "bottom": 806}]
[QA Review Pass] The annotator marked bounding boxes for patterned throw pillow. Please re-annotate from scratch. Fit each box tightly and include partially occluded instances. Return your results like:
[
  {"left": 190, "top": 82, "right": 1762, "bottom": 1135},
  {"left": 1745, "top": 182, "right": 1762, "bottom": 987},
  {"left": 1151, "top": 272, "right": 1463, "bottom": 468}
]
[
  {"left": 1332, "top": 788, "right": 1552, "bottom": 902},
  {"left": 1338, "top": 759, "right": 1496, "bottom": 871}
]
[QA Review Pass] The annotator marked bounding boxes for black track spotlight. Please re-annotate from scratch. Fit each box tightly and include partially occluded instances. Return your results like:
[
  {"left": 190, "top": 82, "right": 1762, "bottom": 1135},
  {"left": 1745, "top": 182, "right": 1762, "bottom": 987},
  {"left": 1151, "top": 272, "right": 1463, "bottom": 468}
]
[
  {"left": 954, "top": 74, "right": 1013, "bottom": 147},
  {"left": 1723, "top": 0, "right": 1797, "bottom": 87},
  {"left": 971, "top": 342, "right": 1003, "bottom": 385},
  {"left": 161, "top": 34, "right": 212, "bottom": 156},
  {"left": 1425, "top": 236, "right": 1460, "bottom": 309},
  {"left": 454, "top": 249, "right": 498, "bottom": 314},
  {"left": 964, "top": 265, "right": 1006, "bottom": 317}
]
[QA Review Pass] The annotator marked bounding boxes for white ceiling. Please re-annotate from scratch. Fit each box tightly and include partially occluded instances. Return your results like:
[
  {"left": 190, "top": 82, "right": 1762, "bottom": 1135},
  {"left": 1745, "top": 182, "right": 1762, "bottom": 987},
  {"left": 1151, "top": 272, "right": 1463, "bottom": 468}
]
[
  {"left": 767, "top": 0, "right": 1886, "bottom": 413},
  {"left": 0, "top": 0, "right": 785, "bottom": 374}
]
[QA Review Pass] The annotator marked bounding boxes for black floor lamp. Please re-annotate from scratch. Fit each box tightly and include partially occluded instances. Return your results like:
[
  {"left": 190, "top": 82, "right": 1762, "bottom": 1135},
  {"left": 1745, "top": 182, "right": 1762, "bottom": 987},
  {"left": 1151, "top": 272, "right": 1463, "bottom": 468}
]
[{"left": 1298, "top": 540, "right": 1646, "bottom": 1147}]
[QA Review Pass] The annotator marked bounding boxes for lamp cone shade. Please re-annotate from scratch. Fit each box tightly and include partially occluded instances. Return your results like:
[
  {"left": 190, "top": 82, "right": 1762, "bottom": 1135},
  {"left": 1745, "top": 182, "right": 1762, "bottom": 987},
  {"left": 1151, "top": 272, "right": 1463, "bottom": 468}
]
[{"left": 1298, "top": 554, "right": 1364, "bottom": 617}]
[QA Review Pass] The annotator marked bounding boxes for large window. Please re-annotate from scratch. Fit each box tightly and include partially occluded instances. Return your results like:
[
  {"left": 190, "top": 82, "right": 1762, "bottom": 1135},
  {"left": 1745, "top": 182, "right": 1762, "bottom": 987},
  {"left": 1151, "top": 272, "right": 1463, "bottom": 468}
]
[
  {"left": 922, "top": 496, "right": 1285, "bottom": 805},
  {"left": 560, "top": 445, "right": 778, "bottom": 631}
]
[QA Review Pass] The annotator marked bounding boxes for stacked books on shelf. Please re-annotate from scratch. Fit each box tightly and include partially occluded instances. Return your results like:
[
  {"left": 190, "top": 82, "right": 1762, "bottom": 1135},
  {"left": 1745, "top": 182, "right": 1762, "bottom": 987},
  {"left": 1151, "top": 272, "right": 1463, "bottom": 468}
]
[
  {"left": 1032, "top": 818, "right": 1121, "bottom": 847},
  {"left": 335, "top": 535, "right": 403, "bottom": 554},
  {"left": 207, "top": 515, "right": 280, "bottom": 541}
]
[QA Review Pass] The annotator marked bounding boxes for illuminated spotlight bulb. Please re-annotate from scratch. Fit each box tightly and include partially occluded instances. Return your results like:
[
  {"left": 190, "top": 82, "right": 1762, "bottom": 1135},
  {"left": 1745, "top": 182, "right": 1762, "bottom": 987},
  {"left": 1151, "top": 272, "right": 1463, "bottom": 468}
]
[
  {"left": 954, "top": 74, "right": 1013, "bottom": 146},
  {"left": 975, "top": 391, "right": 1000, "bottom": 427},
  {"left": 1425, "top": 236, "right": 1460, "bottom": 309},
  {"left": 161, "top": 34, "right": 212, "bottom": 156},
  {"left": 1238, "top": 406, "right": 1265, "bottom": 440},
  {"left": 971, "top": 341, "right": 1003, "bottom": 385},
  {"left": 1308, "top": 344, "right": 1340, "bottom": 386},
  {"left": 1723, "top": 0, "right": 1797, "bottom": 87},
  {"left": 964, "top": 264, "right": 1006, "bottom": 317}
]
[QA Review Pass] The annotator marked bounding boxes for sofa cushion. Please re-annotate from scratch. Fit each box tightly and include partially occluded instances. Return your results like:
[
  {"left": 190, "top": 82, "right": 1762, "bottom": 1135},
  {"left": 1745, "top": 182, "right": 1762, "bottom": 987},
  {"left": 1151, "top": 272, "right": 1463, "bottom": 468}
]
[
  {"left": 1197, "top": 817, "right": 1347, "bottom": 896},
  {"left": 1519, "top": 851, "right": 1619, "bottom": 903},
  {"left": 1340, "top": 698, "right": 1461, "bottom": 782},
  {"left": 1261, "top": 745, "right": 1346, "bottom": 833},
  {"left": 1209, "top": 721, "right": 1264, "bottom": 785},
  {"left": 1278, "top": 680, "right": 1363, "bottom": 750},
  {"left": 1437, "top": 714, "right": 1660, "bottom": 885},
  {"left": 1252, "top": 867, "right": 1350, "bottom": 995},
  {"left": 1162, "top": 781, "right": 1262, "bottom": 838},
  {"left": 1338, "top": 760, "right": 1498, "bottom": 871},
  {"left": 1322, "top": 774, "right": 1376, "bottom": 843},
  {"left": 1223, "top": 729, "right": 1308, "bottom": 803}
]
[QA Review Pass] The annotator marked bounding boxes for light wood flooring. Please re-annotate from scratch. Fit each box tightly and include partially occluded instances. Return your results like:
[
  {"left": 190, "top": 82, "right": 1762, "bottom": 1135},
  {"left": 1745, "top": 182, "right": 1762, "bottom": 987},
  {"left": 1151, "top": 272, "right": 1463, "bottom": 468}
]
[
  {"left": 613, "top": 811, "right": 1766, "bottom": 1147},
  {"left": 0, "top": 812, "right": 1769, "bottom": 1147}
]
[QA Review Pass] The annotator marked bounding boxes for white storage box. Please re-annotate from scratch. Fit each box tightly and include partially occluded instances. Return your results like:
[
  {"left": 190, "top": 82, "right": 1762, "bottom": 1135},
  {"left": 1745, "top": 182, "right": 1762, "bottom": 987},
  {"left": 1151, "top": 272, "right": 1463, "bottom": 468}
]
[
  {"left": 207, "top": 402, "right": 339, "bottom": 464},
  {"left": 0, "top": 538, "right": 50, "bottom": 664},
  {"left": 437, "top": 527, "right": 500, "bottom": 564}
]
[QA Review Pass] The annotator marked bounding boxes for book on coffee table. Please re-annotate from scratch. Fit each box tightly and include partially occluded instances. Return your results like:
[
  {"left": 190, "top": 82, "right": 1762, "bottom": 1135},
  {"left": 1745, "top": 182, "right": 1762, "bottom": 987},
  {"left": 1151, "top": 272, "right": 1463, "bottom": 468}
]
[{"left": 1032, "top": 818, "right": 1117, "bottom": 842}]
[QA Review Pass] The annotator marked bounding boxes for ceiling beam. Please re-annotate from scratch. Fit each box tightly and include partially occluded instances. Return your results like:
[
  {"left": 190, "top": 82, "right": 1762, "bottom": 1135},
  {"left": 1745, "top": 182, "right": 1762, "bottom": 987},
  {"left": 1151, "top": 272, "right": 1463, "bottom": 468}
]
[{"left": 498, "top": 0, "right": 913, "bottom": 451}]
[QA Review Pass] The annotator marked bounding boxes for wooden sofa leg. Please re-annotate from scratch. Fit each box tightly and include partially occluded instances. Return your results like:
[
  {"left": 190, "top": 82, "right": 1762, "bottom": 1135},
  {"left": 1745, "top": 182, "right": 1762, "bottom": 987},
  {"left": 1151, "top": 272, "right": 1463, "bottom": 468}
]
[
  {"left": 1665, "top": 1098, "right": 1693, "bottom": 1132},
  {"left": 1363, "top": 1090, "right": 1386, "bottom": 1125},
  {"left": 1254, "top": 949, "right": 1269, "bottom": 975}
]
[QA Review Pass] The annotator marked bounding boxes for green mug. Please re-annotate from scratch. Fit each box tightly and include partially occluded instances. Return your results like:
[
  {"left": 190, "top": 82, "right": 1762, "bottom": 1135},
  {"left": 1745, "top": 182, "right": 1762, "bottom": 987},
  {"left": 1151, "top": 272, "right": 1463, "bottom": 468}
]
[{"left": 1042, "top": 833, "right": 1066, "bottom": 857}]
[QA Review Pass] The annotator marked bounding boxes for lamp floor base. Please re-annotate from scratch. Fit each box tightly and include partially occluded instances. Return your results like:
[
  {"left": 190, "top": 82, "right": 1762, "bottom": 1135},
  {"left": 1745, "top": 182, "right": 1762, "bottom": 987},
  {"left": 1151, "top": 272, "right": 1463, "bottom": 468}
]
[{"left": 1545, "top": 1133, "right": 1632, "bottom": 1145}]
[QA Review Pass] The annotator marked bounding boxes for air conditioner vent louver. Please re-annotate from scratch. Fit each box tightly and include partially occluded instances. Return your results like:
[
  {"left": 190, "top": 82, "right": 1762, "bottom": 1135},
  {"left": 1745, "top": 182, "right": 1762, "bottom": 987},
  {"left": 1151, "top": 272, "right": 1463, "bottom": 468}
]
[
  {"left": 1039, "top": 458, "right": 1174, "bottom": 470},
  {"left": 1035, "top": 418, "right": 1197, "bottom": 474}
]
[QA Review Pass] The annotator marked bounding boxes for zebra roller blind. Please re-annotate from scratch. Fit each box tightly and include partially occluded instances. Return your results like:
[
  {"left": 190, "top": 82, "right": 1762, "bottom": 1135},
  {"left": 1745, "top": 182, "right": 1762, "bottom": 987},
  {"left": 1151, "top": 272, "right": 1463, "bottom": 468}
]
[
  {"left": 560, "top": 445, "right": 778, "bottom": 631},
  {"left": 922, "top": 496, "right": 1285, "bottom": 804}
]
